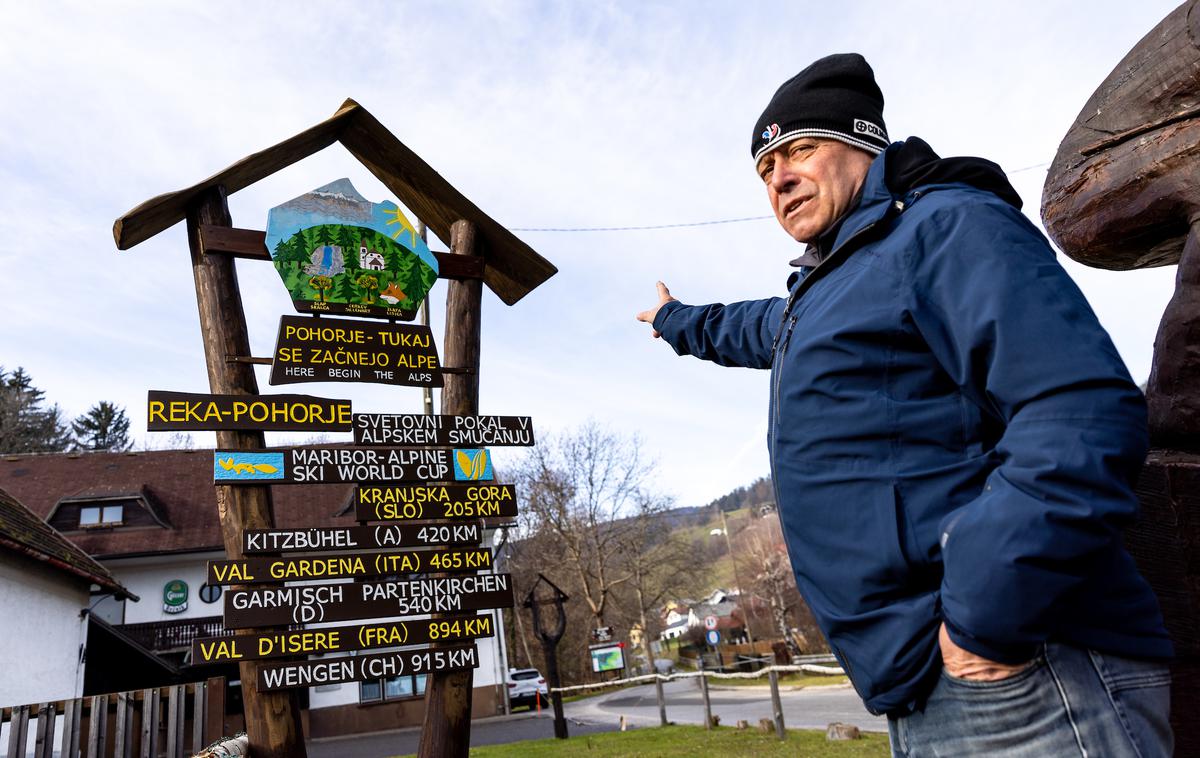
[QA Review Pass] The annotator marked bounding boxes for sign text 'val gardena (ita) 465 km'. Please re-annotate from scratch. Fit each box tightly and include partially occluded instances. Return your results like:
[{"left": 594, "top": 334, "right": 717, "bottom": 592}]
[{"left": 142, "top": 178, "right": 541, "bottom": 692}]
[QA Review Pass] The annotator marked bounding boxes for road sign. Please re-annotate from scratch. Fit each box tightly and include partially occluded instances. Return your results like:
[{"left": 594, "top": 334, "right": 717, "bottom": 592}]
[
  {"left": 212, "top": 447, "right": 493, "bottom": 485},
  {"left": 270, "top": 315, "right": 443, "bottom": 388},
  {"left": 354, "top": 484, "right": 517, "bottom": 521},
  {"left": 591, "top": 627, "right": 613, "bottom": 643},
  {"left": 207, "top": 548, "right": 492, "bottom": 585},
  {"left": 705, "top": 630, "right": 721, "bottom": 646},
  {"left": 704, "top": 615, "right": 718, "bottom": 631},
  {"left": 241, "top": 522, "right": 483, "bottom": 554},
  {"left": 192, "top": 613, "right": 495, "bottom": 664},
  {"left": 223, "top": 573, "right": 514, "bottom": 628},
  {"left": 353, "top": 414, "right": 534, "bottom": 447},
  {"left": 147, "top": 391, "right": 351, "bottom": 432},
  {"left": 257, "top": 643, "right": 478, "bottom": 692}
]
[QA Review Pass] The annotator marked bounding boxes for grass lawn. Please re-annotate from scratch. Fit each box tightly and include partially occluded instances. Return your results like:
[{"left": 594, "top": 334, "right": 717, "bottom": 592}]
[
  {"left": 711, "top": 673, "right": 850, "bottom": 689},
  {"left": 394, "top": 725, "right": 890, "bottom": 757}
]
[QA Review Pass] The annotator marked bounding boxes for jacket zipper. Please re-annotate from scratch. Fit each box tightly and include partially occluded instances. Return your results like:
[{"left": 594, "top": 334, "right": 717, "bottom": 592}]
[{"left": 767, "top": 199, "right": 907, "bottom": 515}]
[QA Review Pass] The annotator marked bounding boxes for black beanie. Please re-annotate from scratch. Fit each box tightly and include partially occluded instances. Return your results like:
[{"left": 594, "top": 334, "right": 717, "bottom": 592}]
[{"left": 751, "top": 53, "right": 889, "bottom": 163}]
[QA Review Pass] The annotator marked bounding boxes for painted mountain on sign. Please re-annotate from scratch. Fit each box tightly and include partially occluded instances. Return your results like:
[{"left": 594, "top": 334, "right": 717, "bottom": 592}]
[{"left": 266, "top": 179, "right": 439, "bottom": 319}]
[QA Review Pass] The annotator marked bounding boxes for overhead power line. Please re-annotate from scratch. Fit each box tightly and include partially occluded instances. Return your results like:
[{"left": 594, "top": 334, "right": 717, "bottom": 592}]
[{"left": 512, "top": 161, "right": 1051, "bottom": 233}]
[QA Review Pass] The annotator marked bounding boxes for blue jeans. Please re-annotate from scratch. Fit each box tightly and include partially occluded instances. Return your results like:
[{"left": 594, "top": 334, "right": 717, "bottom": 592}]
[{"left": 888, "top": 642, "right": 1172, "bottom": 757}]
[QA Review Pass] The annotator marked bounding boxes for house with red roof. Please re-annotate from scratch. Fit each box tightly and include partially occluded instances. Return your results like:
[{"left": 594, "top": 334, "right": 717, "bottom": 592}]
[{"left": 0, "top": 449, "right": 511, "bottom": 737}]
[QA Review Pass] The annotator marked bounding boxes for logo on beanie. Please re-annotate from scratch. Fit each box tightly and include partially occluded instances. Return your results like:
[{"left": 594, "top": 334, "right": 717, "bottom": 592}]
[
  {"left": 853, "top": 119, "right": 886, "bottom": 141},
  {"left": 761, "top": 123, "right": 780, "bottom": 141}
]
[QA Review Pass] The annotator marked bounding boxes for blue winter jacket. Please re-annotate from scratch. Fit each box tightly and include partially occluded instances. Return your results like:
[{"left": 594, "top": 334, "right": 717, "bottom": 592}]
[{"left": 653, "top": 139, "right": 1172, "bottom": 715}]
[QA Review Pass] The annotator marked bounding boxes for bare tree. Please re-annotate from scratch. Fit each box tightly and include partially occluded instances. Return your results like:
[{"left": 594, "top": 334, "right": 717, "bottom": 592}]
[
  {"left": 615, "top": 493, "right": 702, "bottom": 674},
  {"left": 515, "top": 422, "right": 653, "bottom": 630},
  {"left": 736, "top": 515, "right": 803, "bottom": 647}
]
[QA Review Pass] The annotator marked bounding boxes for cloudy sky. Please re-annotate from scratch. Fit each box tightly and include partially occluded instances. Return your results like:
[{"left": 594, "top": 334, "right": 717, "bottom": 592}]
[{"left": 0, "top": 0, "right": 1182, "bottom": 508}]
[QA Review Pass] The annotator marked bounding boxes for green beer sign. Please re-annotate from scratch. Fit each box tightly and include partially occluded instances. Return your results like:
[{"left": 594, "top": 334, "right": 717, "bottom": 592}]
[{"left": 163, "top": 579, "right": 189, "bottom": 615}]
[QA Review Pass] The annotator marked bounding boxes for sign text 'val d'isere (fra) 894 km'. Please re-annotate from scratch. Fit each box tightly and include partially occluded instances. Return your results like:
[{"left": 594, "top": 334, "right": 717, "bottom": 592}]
[{"left": 142, "top": 178, "right": 540, "bottom": 694}]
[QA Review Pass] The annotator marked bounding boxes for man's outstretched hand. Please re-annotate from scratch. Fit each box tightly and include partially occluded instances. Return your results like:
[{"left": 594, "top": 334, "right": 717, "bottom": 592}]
[{"left": 636, "top": 281, "right": 678, "bottom": 338}]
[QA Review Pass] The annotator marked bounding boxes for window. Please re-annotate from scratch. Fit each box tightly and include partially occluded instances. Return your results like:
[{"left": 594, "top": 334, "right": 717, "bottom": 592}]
[
  {"left": 359, "top": 674, "right": 427, "bottom": 703},
  {"left": 79, "top": 505, "right": 123, "bottom": 528}
]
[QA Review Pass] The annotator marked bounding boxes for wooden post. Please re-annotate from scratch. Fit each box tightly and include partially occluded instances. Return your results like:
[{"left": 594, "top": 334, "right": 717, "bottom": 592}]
[
  {"left": 654, "top": 678, "right": 667, "bottom": 727},
  {"left": 418, "top": 220, "right": 483, "bottom": 758},
  {"left": 699, "top": 666, "right": 713, "bottom": 730},
  {"left": 768, "top": 669, "right": 786, "bottom": 740},
  {"left": 184, "top": 186, "right": 306, "bottom": 758}
]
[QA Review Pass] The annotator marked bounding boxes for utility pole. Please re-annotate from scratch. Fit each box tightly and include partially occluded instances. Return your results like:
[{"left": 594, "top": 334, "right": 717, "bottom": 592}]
[{"left": 719, "top": 506, "right": 754, "bottom": 645}]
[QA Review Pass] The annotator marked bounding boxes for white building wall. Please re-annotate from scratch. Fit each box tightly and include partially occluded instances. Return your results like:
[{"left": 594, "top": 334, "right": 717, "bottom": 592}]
[
  {"left": 0, "top": 555, "right": 89, "bottom": 706},
  {"left": 102, "top": 552, "right": 224, "bottom": 624}
]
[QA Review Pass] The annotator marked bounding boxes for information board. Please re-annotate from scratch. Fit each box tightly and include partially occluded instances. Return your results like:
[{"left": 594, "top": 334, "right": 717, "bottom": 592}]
[
  {"left": 207, "top": 548, "right": 492, "bottom": 585},
  {"left": 242, "top": 523, "right": 482, "bottom": 554},
  {"left": 192, "top": 614, "right": 495, "bottom": 664},
  {"left": 354, "top": 484, "right": 518, "bottom": 521},
  {"left": 223, "top": 573, "right": 514, "bottom": 628},
  {"left": 147, "top": 391, "right": 352, "bottom": 432},
  {"left": 353, "top": 414, "right": 534, "bottom": 447},
  {"left": 257, "top": 643, "right": 478, "bottom": 692},
  {"left": 270, "top": 315, "right": 443, "bottom": 388},
  {"left": 212, "top": 447, "right": 493, "bottom": 485}
]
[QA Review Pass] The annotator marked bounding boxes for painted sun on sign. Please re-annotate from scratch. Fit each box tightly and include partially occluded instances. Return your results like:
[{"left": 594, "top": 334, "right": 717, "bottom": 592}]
[{"left": 266, "top": 179, "right": 439, "bottom": 320}]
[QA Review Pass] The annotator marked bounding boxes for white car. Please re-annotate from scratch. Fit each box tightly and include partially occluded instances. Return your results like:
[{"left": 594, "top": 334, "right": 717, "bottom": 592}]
[{"left": 507, "top": 667, "right": 549, "bottom": 710}]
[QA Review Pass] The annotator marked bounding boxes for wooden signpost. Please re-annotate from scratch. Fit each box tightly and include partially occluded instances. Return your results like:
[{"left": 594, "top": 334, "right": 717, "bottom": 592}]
[
  {"left": 115, "top": 98, "right": 556, "bottom": 758},
  {"left": 223, "top": 574, "right": 516, "bottom": 628},
  {"left": 212, "top": 446, "right": 495, "bottom": 484},
  {"left": 241, "top": 522, "right": 484, "bottom": 553},
  {"left": 206, "top": 547, "right": 494, "bottom": 585},
  {"left": 354, "top": 413, "right": 534, "bottom": 446},
  {"left": 192, "top": 615, "right": 496, "bottom": 664},
  {"left": 257, "top": 645, "right": 479, "bottom": 692},
  {"left": 147, "top": 390, "right": 352, "bottom": 431},
  {"left": 270, "top": 315, "right": 443, "bottom": 388},
  {"left": 354, "top": 484, "right": 518, "bottom": 521}
]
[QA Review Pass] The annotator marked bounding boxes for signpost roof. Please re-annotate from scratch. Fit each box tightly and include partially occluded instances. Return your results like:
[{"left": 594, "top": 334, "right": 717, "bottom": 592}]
[{"left": 113, "top": 98, "right": 556, "bottom": 305}]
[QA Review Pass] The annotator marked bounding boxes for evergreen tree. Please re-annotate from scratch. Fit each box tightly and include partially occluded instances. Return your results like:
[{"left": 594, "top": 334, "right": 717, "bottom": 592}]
[
  {"left": 0, "top": 366, "right": 72, "bottom": 453},
  {"left": 336, "top": 273, "right": 358, "bottom": 302},
  {"left": 72, "top": 401, "right": 132, "bottom": 452}
]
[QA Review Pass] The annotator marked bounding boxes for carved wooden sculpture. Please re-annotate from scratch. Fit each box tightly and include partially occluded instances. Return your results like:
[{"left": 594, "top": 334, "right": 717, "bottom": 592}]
[{"left": 1042, "top": 2, "right": 1200, "bottom": 753}]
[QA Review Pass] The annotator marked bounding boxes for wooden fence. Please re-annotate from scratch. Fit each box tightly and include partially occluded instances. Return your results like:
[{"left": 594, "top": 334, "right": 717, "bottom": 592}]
[{"left": 1, "top": 678, "right": 224, "bottom": 758}]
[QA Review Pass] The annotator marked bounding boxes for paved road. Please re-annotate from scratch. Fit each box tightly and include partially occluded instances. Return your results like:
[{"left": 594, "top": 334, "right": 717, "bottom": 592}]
[
  {"left": 307, "top": 681, "right": 884, "bottom": 757},
  {"left": 563, "top": 678, "right": 886, "bottom": 733}
]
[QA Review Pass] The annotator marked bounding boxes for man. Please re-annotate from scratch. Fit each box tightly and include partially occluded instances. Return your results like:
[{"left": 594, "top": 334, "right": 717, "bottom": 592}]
[{"left": 637, "top": 54, "right": 1173, "bottom": 756}]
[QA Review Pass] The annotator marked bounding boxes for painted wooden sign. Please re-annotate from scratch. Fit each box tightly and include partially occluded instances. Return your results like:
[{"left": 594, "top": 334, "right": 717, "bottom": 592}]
[
  {"left": 353, "top": 414, "right": 534, "bottom": 447},
  {"left": 207, "top": 548, "right": 493, "bottom": 585},
  {"left": 354, "top": 484, "right": 518, "bottom": 521},
  {"left": 258, "top": 644, "right": 478, "bottom": 692},
  {"left": 212, "top": 447, "right": 493, "bottom": 485},
  {"left": 223, "top": 573, "right": 514, "bottom": 628},
  {"left": 266, "top": 178, "right": 439, "bottom": 320},
  {"left": 192, "top": 614, "right": 495, "bottom": 664},
  {"left": 147, "top": 391, "right": 351, "bottom": 432},
  {"left": 242, "top": 522, "right": 482, "bottom": 554},
  {"left": 270, "top": 315, "right": 443, "bottom": 388}
]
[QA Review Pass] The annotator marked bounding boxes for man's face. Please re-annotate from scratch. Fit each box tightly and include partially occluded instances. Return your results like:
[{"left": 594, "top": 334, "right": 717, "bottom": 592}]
[{"left": 757, "top": 138, "right": 875, "bottom": 244}]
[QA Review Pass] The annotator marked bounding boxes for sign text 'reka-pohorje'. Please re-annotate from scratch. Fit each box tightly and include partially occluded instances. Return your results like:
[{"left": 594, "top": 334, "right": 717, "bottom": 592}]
[
  {"left": 208, "top": 548, "right": 493, "bottom": 585},
  {"left": 223, "top": 573, "right": 514, "bottom": 628},
  {"left": 242, "top": 522, "right": 482, "bottom": 554},
  {"left": 257, "top": 644, "right": 478, "bottom": 692},
  {"left": 192, "top": 614, "right": 495, "bottom": 664},
  {"left": 353, "top": 414, "right": 534, "bottom": 447},
  {"left": 147, "top": 391, "right": 351, "bottom": 432},
  {"left": 354, "top": 484, "right": 517, "bottom": 521},
  {"left": 270, "top": 315, "right": 443, "bottom": 388},
  {"left": 212, "top": 447, "right": 493, "bottom": 484}
]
